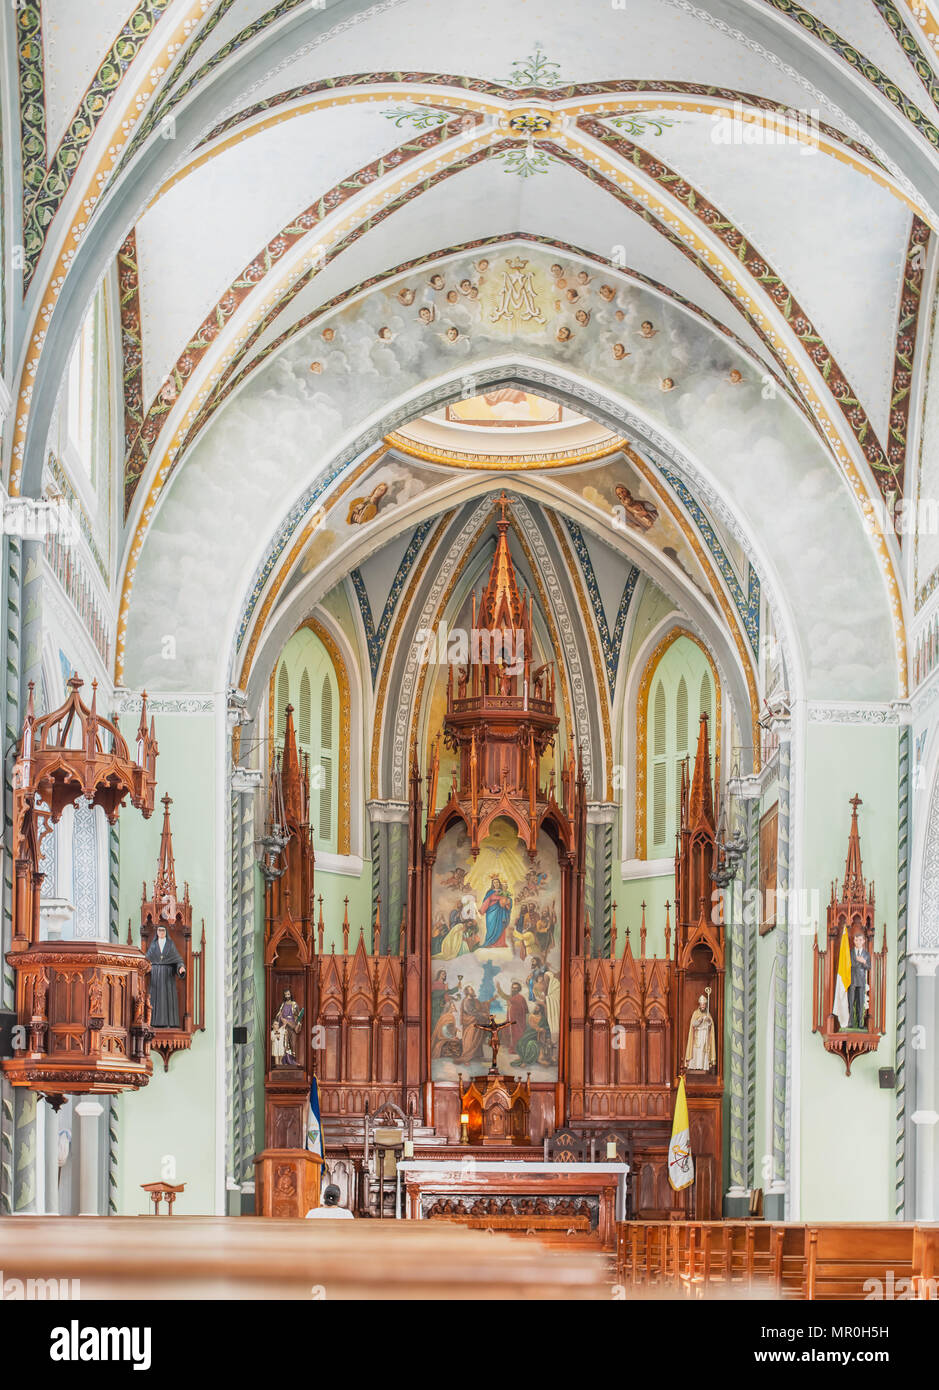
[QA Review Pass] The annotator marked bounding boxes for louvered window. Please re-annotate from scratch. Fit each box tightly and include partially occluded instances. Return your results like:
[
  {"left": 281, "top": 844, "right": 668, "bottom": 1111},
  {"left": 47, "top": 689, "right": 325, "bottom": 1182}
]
[
  {"left": 298, "top": 671, "right": 311, "bottom": 745},
  {"left": 276, "top": 667, "right": 289, "bottom": 741}
]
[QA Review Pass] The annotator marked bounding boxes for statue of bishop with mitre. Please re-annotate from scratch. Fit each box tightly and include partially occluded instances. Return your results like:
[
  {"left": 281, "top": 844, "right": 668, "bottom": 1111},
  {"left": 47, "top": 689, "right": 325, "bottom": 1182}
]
[{"left": 685, "top": 991, "right": 716, "bottom": 1072}]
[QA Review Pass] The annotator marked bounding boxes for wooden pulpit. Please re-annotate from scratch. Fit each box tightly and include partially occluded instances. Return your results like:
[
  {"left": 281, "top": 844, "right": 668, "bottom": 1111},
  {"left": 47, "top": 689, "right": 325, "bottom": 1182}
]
[{"left": 254, "top": 1149, "right": 324, "bottom": 1218}]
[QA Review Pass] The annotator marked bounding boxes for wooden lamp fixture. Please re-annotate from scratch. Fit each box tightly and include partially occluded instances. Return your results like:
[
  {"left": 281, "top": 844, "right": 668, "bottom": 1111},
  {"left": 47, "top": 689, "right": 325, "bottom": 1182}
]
[{"left": 2, "top": 675, "right": 159, "bottom": 1103}]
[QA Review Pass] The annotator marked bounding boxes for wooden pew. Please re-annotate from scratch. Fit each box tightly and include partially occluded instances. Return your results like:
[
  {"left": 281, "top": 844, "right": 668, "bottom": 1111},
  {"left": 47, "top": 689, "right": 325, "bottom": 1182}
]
[
  {"left": 804, "top": 1224, "right": 915, "bottom": 1300},
  {"left": 613, "top": 1219, "right": 922, "bottom": 1301},
  {"left": 912, "top": 1224, "right": 939, "bottom": 1299}
]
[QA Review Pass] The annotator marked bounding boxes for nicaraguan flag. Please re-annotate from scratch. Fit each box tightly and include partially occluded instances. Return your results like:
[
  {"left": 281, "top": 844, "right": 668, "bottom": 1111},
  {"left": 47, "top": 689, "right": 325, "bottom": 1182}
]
[
  {"left": 306, "top": 1075, "right": 325, "bottom": 1169},
  {"left": 833, "top": 926, "right": 851, "bottom": 1029},
  {"left": 667, "top": 1075, "right": 694, "bottom": 1191}
]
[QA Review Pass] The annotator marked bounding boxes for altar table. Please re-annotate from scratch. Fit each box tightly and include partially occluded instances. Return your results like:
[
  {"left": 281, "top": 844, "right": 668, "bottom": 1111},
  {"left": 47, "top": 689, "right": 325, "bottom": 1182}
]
[{"left": 397, "top": 1160, "right": 629, "bottom": 1247}]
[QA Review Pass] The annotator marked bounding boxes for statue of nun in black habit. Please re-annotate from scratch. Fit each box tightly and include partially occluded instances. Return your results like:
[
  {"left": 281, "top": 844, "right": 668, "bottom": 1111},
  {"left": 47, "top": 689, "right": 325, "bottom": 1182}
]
[{"left": 146, "top": 924, "right": 186, "bottom": 1029}]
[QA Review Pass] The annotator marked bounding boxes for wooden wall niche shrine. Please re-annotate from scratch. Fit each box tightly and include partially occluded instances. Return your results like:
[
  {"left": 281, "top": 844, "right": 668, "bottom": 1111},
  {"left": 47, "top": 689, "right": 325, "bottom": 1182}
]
[
  {"left": 812, "top": 796, "right": 888, "bottom": 1075},
  {"left": 138, "top": 795, "right": 205, "bottom": 1070}
]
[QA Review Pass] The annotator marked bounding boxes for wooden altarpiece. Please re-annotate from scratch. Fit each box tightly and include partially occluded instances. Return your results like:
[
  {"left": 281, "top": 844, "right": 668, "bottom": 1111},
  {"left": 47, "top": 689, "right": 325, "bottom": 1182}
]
[
  {"left": 2, "top": 676, "right": 158, "bottom": 1102},
  {"left": 259, "top": 497, "right": 726, "bottom": 1222},
  {"left": 410, "top": 493, "right": 584, "bottom": 1142},
  {"left": 138, "top": 794, "right": 206, "bottom": 1070}
]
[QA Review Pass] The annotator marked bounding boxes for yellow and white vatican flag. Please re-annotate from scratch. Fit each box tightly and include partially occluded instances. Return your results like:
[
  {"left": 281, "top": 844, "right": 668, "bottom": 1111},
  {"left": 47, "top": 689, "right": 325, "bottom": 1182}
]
[
  {"left": 833, "top": 926, "right": 851, "bottom": 1028},
  {"left": 668, "top": 1075, "right": 694, "bottom": 1191}
]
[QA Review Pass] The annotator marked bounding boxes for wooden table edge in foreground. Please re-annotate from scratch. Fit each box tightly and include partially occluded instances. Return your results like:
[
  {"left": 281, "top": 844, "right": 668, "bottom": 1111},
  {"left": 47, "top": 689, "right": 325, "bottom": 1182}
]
[{"left": 0, "top": 1216, "right": 611, "bottom": 1301}]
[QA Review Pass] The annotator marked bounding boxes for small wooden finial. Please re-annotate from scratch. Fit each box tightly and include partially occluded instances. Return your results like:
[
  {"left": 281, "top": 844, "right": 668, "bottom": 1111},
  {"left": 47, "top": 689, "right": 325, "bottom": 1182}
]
[
  {"left": 664, "top": 900, "right": 671, "bottom": 958},
  {"left": 373, "top": 894, "right": 382, "bottom": 955},
  {"left": 640, "top": 900, "right": 647, "bottom": 956},
  {"left": 342, "top": 896, "right": 350, "bottom": 953},
  {"left": 317, "top": 895, "right": 324, "bottom": 955},
  {"left": 609, "top": 903, "right": 616, "bottom": 961}
]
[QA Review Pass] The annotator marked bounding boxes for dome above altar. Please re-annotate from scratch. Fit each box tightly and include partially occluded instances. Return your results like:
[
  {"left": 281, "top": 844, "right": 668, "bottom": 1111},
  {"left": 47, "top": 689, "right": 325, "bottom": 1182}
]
[{"left": 387, "top": 390, "right": 623, "bottom": 468}]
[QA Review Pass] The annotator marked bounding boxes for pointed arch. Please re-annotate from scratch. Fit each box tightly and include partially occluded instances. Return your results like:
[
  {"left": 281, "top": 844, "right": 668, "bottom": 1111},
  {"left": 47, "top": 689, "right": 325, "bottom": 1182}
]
[{"left": 635, "top": 626, "right": 721, "bottom": 860}]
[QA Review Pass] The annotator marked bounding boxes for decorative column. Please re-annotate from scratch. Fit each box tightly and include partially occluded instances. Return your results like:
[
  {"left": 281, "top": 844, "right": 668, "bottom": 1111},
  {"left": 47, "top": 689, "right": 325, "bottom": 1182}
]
[
  {"left": 586, "top": 803, "right": 615, "bottom": 955},
  {"left": 895, "top": 723, "right": 911, "bottom": 1217},
  {"left": 2, "top": 530, "right": 23, "bottom": 1213},
  {"left": 770, "top": 709, "right": 791, "bottom": 1217},
  {"left": 910, "top": 954, "right": 939, "bottom": 1221},
  {"left": 43, "top": 1103, "right": 60, "bottom": 1214},
  {"left": 724, "top": 774, "right": 761, "bottom": 1209},
  {"left": 367, "top": 800, "right": 409, "bottom": 952},
  {"left": 230, "top": 764, "right": 260, "bottom": 1195},
  {"left": 74, "top": 1100, "right": 104, "bottom": 1216}
]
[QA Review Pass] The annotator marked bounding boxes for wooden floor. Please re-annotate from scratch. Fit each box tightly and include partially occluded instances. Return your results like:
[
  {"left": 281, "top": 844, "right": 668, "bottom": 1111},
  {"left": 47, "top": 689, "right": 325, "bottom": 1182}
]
[{"left": 0, "top": 1216, "right": 612, "bottom": 1301}]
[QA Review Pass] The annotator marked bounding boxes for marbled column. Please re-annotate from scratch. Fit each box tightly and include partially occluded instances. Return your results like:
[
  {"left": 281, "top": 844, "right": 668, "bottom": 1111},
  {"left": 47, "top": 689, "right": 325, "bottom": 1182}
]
[
  {"left": 8, "top": 537, "right": 42, "bottom": 1214},
  {"left": 895, "top": 725, "right": 910, "bottom": 1217},
  {"left": 726, "top": 779, "right": 761, "bottom": 1200},
  {"left": 43, "top": 1103, "right": 60, "bottom": 1215},
  {"left": 367, "top": 801, "right": 409, "bottom": 952},
  {"left": 586, "top": 804, "right": 616, "bottom": 956},
  {"left": 0, "top": 533, "right": 21, "bottom": 1213},
  {"left": 229, "top": 784, "right": 256, "bottom": 1188},
  {"left": 910, "top": 954, "right": 939, "bottom": 1221},
  {"left": 773, "top": 729, "right": 791, "bottom": 1193},
  {"left": 108, "top": 823, "right": 120, "bottom": 1212}
]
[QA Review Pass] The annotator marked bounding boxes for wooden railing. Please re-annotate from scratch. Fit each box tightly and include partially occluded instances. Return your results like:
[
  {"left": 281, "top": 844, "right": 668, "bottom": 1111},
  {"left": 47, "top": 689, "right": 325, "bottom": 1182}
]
[{"left": 616, "top": 1220, "right": 932, "bottom": 1300}]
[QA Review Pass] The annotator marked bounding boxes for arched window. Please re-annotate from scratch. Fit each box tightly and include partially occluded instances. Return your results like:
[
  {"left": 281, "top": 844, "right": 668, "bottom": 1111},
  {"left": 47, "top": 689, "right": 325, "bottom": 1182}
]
[
  {"left": 272, "top": 626, "right": 342, "bottom": 855},
  {"left": 642, "top": 633, "right": 718, "bottom": 858}
]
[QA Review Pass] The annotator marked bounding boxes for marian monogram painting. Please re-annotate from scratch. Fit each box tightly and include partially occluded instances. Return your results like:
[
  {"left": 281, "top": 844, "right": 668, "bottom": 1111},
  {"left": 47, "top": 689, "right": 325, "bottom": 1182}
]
[{"left": 430, "top": 818, "right": 561, "bottom": 1083}]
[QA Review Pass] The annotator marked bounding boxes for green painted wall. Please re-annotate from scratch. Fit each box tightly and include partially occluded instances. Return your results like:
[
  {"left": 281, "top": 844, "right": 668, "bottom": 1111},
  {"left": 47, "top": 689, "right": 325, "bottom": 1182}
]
[
  {"left": 116, "top": 713, "right": 218, "bottom": 1215},
  {"left": 796, "top": 723, "right": 898, "bottom": 1220},
  {"left": 612, "top": 866, "right": 674, "bottom": 959}
]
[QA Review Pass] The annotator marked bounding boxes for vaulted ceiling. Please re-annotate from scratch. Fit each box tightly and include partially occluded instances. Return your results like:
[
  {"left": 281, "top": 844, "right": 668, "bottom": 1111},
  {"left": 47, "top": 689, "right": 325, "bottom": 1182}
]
[{"left": 4, "top": 0, "right": 938, "bottom": 724}]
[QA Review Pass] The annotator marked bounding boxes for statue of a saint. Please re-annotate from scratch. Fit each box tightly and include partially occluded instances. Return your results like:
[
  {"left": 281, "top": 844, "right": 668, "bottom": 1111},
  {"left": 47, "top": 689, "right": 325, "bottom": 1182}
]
[
  {"left": 684, "top": 992, "right": 716, "bottom": 1072},
  {"left": 271, "top": 988, "right": 304, "bottom": 1066},
  {"left": 145, "top": 924, "right": 186, "bottom": 1029}
]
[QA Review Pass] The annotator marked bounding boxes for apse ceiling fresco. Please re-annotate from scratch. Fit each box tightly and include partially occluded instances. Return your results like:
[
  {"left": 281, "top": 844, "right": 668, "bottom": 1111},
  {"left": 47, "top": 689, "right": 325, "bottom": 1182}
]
[{"left": 7, "top": 0, "right": 939, "bottom": 726}]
